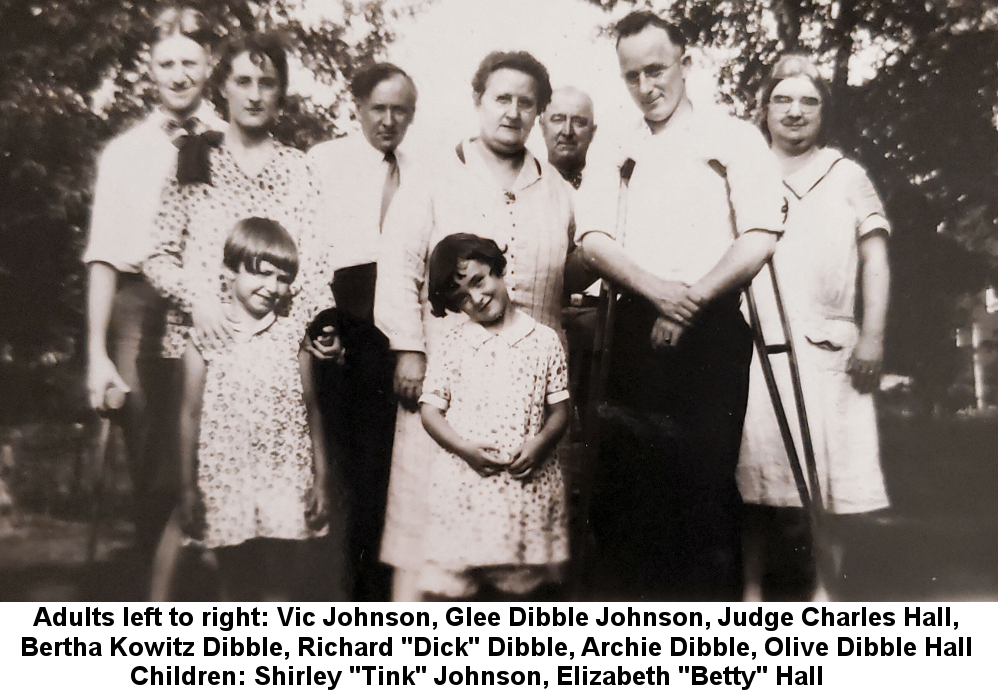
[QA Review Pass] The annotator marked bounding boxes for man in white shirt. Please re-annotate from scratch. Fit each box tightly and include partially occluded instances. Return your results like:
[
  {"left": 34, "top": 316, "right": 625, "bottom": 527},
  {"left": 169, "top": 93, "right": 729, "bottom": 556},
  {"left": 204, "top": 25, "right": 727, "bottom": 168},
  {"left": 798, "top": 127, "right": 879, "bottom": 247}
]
[
  {"left": 577, "top": 11, "right": 786, "bottom": 600},
  {"left": 84, "top": 6, "right": 222, "bottom": 554},
  {"left": 308, "top": 63, "right": 417, "bottom": 601}
]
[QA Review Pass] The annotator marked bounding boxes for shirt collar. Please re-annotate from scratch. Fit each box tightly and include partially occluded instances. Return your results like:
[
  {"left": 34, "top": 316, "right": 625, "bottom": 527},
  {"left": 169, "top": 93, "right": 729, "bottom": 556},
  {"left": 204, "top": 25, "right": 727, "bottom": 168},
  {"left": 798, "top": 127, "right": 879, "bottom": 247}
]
[
  {"left": 459, "top": 138, "right": 544, "bottom": 192},
  {"left": 354, "top": 133, "right": 406, "bottom": 168},
  {"left": 224, "top": 305, "right": 277, "bottom": 338},
  {"left": 154, "top": 102, "right": 223, "bottom": 130},
  {"left": 783, "top": 147, "right": 844, "bottom": 199},
  {"left": 460, "top": 308, "right": 536, "bottom": 349}
]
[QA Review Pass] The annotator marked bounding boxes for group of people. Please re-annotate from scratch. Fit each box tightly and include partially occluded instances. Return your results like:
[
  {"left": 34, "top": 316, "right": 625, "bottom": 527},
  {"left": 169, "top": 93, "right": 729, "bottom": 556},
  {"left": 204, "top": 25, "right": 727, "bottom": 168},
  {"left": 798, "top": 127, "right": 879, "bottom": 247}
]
[{"left": 84, "top": 6, "right": 891, "bottom": 602}]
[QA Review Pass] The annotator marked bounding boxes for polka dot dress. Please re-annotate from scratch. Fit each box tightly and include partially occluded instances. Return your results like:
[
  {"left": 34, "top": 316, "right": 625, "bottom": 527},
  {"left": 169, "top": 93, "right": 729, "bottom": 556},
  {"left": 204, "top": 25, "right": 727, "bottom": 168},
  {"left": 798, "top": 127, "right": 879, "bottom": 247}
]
[
  {"left": 196, "top": 315, "right": 324, "bottom": 548},
  {"left": 418, "top": 310, "right": 570, "bottom": 573},
  {"left": 146, "top": 142, "right": 328, "bottom": 358}
]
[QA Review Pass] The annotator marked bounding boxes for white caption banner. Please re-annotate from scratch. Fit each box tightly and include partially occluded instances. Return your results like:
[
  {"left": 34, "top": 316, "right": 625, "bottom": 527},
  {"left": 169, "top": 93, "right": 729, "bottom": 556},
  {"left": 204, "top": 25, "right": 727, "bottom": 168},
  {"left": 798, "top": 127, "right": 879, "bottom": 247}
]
[{"left": 4, "top": 602, "right": 994, "bottom": 693}]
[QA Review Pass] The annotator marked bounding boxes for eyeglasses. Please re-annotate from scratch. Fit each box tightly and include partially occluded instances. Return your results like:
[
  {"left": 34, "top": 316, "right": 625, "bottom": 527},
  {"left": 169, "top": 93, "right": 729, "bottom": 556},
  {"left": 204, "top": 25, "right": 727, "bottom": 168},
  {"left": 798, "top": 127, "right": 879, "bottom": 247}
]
[
  {"left": 623, "top": 59, "right": 682, "bottom": 87},
  {"left": 770, "top": 94, "right": 822, "bottom": 114}
]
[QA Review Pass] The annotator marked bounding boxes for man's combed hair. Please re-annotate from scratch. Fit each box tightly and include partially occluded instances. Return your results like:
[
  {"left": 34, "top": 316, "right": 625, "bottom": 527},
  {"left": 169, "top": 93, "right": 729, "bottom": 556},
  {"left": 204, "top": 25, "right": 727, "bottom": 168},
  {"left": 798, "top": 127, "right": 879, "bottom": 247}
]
[
  {"left": 212, "top": 31, "right": 290, "bottom": 113},
  {"left": 153, "top": 6, "right": 216, "bottom": 47},
  {"left": 350, "top": 62, "right": 417, "bottom": 103},
  {"left": 223, "top": 217, "right": 299, "bottom": 281},
  {"left": 472, "top": 51, "right": 553, "bottom": 112},
  {"left": 614, "top": 10, "right": 686, "bottom": 52},
  {"left": 428, "top": 234, "right": 507, "bottom": 318},
  {"left": 756, "top": 53, "right": 833, "bottom": 146}
]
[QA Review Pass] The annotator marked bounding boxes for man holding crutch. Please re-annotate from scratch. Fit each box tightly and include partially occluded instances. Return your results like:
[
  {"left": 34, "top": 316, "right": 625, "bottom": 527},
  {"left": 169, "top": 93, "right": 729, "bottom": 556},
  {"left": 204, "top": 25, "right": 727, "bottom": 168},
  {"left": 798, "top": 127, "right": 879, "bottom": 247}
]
[{"left": 577, "top": 11, "right": 786, "bottom": 600}]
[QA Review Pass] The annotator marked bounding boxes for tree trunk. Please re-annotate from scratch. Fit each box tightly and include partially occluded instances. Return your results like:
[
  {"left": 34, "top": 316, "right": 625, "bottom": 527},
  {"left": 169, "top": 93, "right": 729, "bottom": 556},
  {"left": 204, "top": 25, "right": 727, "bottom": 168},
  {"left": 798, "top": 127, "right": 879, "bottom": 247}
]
[
  {"left": 830, "top": 0, "right": 857, "bottom": 96},
  {"left": 775, "top": 0, "right": 803, "bottom": 52}
]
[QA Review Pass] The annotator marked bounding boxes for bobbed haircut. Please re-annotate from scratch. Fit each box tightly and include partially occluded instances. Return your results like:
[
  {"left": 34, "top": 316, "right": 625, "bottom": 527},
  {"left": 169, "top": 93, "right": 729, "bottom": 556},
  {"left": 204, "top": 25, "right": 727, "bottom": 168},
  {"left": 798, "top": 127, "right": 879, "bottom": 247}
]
[
  {"left": 614, "top": 11, "right": 686, "bottom": 52},
  {"left": 472, "top": 51, "right": 553, "bottom": 112},
  {"left": 223, "top": 217, "right": 299, "bottom": 282},
  {"left": 153, "top": 6, "right": 216, "bottom": 48},
  {"left": 428, "top": 234, "right": 507, "bottom": 318},
  {"left": 757, "top": 53, "right": 833, "bottom": 145},
  {"left": 350, "top": 62, "right": 417, "bottom": 103},
  {"left": 212, "top": 31, "right": 289, "bottom": 114}
]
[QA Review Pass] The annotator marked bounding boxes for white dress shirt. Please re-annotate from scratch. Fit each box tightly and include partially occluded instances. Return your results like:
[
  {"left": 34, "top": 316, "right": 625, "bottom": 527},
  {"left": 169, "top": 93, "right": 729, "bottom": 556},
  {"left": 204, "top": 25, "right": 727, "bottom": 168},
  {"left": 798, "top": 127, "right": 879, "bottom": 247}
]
[
  {"left": 83, "top": 103, "right": 224, "bottom": 273},
  {"left": 308, "top": 134, "right": 412, "bottom": 272},
  {"left": 575, "top": 107, "right": 786, "bottom": 285}
]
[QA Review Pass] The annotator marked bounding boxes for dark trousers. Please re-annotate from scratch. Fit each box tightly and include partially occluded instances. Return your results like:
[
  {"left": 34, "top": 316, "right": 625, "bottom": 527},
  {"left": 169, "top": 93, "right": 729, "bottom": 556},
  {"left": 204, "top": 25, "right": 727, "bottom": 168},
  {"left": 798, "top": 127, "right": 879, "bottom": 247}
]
[
  {"left": 312, "top": 263, "right": 395, "bottom": 601},
  {"left": 108, "top": 275, "right": 181, "bottom": 552},
  {"left": 588, "top": 292, "right": 753, "bottom": 600}
]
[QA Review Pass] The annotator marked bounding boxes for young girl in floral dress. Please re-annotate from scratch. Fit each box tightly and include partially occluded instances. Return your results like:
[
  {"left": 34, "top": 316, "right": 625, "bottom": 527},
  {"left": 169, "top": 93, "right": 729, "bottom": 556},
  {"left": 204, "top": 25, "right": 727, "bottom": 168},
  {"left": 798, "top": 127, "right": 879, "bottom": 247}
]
[
  {"left": 417, "top": 234, "right": 570, "bottom": 599},
  {"left": 175, "top": 218, "right": 331, "bottom": 600}
]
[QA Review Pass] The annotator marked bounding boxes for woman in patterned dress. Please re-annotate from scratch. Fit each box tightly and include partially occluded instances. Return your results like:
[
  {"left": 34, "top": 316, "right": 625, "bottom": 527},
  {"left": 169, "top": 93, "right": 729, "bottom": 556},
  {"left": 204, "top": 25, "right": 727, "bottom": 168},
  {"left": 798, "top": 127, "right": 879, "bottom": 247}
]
[
  {"left": 737, "top": 55, "right": 892, "bottom": 601},
  {"left": 144, "top": 34, "right": 340, "bottom": 599},
  {"left": 145, "top": 32, "right": 329, "bottom": 354},
  {"left": 374, "top": 51, "right": 575, "bottom": 600}
]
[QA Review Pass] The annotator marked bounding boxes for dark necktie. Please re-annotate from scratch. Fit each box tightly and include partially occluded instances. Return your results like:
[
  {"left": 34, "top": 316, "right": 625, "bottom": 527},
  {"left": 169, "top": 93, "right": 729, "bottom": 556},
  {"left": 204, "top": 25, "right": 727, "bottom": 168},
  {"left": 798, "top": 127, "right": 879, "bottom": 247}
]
[{"left": 380, "top": 150, "right": 400, "bottom": 231}]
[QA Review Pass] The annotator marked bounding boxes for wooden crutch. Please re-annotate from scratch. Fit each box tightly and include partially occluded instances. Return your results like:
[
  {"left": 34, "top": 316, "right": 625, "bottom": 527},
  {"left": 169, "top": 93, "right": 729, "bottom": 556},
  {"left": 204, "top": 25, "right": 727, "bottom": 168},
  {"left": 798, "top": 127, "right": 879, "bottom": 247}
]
[{"left": 572, "top": 159, "right": 634, "bottom": 595}]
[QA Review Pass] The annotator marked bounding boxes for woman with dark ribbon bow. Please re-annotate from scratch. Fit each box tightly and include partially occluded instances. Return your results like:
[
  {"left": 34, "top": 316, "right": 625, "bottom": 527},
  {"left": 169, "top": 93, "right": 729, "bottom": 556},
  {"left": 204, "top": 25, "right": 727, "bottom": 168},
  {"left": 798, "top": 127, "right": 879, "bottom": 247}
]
[
  {"left": 144, "top": 32, "right": 342, "bottom": 599},
  {"left": 144, "top": 31, "right": 330, "bottom": 359}
]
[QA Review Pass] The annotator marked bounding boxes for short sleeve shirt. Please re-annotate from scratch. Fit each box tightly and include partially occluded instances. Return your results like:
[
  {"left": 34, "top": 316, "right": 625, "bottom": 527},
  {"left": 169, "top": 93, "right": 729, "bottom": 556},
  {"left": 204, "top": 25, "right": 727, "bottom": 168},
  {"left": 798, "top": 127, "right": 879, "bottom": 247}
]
[{"left": 419, "top": 311, "right": 570, "bottom": 464}]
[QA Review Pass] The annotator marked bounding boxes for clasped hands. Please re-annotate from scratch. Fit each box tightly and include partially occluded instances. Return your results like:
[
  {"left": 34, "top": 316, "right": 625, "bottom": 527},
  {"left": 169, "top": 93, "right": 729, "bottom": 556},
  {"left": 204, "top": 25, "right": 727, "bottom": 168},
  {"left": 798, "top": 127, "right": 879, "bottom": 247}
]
[
  {"left": 649, "top": 279, "right": 705, "bottom": 349},
  {"left": 459, "top": 438, "right": 548, "bottom": 482}
]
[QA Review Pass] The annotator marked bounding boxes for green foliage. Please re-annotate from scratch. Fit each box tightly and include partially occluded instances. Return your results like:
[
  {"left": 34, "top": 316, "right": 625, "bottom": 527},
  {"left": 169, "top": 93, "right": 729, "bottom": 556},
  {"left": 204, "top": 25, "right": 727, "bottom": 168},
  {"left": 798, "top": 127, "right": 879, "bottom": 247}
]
[{"left": 0, "top": 0, "right": 402, "bottom": 422}]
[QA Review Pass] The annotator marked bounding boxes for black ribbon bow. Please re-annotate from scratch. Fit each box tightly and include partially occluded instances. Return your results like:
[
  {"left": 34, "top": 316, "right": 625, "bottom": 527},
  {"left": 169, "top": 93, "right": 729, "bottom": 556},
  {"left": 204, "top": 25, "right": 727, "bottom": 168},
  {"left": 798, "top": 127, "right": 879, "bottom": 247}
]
[{"left": 174, "top": 130, "right": 224, "bottom": 186}]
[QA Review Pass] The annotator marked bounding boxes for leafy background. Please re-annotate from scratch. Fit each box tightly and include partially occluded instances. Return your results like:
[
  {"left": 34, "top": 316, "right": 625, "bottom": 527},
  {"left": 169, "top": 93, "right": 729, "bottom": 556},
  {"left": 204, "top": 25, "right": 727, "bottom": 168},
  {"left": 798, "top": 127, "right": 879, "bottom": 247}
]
[{"left": 3, "top": 0, "right": 998, "bottom": 424}]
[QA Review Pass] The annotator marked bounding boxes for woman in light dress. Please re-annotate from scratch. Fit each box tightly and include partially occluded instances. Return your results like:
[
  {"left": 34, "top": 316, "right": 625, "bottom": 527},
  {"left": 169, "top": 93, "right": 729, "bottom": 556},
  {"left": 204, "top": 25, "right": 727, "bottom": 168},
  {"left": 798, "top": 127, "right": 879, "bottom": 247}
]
[
  {"left": 738, "top": 54, "right": 892, "bottom": 601},
  {"left": 375, "top": 51, "right": 574, "bottom": 600}
]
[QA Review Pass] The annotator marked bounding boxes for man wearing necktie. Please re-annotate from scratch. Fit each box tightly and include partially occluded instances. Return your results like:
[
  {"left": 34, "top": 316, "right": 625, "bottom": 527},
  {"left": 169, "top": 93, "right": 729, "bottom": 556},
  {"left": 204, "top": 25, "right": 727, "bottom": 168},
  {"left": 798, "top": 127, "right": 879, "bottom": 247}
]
[
  {"left": 83, "top": 7, "right": 223, "bottom": 562},
  {"left": 308, "top": 63, "right": 418, "bottom": 601}
]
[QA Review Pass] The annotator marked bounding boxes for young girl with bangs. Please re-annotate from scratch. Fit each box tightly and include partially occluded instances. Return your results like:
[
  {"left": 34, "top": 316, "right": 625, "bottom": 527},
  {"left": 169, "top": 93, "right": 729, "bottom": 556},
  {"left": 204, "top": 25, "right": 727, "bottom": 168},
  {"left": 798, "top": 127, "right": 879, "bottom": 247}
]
[
  {"left": 416, "top": 233, "right": 571, "bottom": 600},
  {"left": 170, "top": 218, "right": 333, "bottom": 600}
]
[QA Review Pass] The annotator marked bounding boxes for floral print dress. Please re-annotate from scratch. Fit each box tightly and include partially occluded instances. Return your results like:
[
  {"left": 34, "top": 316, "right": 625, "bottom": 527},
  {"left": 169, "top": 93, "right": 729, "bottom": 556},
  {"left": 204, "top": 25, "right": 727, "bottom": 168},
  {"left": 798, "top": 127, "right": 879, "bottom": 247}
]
[
  {"left": 196, "top": 312, "right": 323, "bottom": 548},
  {"left": 416, "top": 310, "right": 570, "bottom": 593},
  {"left": 145, "top": 142, "right": 329, "bottom": 358}
]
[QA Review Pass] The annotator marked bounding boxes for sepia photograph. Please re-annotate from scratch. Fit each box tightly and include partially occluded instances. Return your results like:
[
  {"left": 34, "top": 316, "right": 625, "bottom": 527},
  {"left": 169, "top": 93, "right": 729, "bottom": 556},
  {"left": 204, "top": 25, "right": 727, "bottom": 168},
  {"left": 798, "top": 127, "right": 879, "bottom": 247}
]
[{"left": 1, "top": 0, "right": 996, "bottom": 604}]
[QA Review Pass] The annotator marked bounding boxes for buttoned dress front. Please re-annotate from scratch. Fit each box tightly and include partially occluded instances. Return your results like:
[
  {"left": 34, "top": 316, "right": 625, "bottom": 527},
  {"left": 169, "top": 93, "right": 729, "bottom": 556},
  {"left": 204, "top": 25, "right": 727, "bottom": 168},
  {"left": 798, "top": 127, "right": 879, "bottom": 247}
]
[
  {"left": 418, "top": 312, "right": 570, "bottom": 594},
  {"left": 738, "top": 148, "right": 890, "bottom": 514},
  {"left": 374, "top": 139, "right": 574, "bottom": 571}
]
